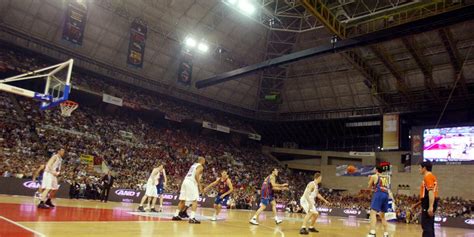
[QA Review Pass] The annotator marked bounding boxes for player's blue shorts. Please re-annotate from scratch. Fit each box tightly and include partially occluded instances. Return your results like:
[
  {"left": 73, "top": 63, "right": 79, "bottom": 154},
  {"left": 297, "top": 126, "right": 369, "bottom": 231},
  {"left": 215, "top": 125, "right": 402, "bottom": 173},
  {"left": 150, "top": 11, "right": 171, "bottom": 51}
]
[
  {"left": 214, "top": 194, "right": 230, "bottom": 205},
  {"left": 36, "top": 176, "right": 43, "bottom": 185},
  {"left": 156, "top": 184, "right": 164, "bottom": 195},
  {"left": 371, "top": 191, "right": 389, "bottom": 212},
  {"left": 260, "top": 196, "right": 273, "bottom": 206}
]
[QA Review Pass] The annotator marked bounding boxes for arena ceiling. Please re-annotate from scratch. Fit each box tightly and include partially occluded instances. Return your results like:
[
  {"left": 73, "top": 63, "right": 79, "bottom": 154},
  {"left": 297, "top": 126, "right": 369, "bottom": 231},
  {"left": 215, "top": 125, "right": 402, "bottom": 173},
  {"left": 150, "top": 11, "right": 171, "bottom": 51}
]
[{"left": 1, "top": 0, "right": 474, "bottom": 120}]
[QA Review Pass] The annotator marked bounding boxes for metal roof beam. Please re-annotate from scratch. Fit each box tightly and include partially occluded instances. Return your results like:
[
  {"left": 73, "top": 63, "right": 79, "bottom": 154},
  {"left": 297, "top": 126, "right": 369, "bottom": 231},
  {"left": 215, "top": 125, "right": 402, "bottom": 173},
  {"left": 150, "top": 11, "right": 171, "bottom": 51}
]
[
  {"left": 195, "top": 5, "right": 474, "bottom": 89},
  {"left": 438, "top": 27, "right": 469, "bottom": 95},
  {"left": 401, "top": 37, "right": 440, "bottom": 102},
  {"left": 369, "top": 45, "right": 412, "bottom": 104}
]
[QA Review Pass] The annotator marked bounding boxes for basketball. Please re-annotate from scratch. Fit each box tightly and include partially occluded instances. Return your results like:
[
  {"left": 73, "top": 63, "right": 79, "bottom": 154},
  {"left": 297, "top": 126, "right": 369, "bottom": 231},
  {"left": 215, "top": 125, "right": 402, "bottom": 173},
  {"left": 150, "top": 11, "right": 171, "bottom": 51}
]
[{"left": 347, "top": 165, "right": 357, "bottom": 174}]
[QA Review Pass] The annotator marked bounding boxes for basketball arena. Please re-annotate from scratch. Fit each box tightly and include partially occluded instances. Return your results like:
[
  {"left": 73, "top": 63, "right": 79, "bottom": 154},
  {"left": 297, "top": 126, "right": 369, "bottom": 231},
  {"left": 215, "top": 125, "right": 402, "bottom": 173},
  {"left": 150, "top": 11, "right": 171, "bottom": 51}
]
[{"left": 1, "top": 0, "right": 474, "bottom": 236}]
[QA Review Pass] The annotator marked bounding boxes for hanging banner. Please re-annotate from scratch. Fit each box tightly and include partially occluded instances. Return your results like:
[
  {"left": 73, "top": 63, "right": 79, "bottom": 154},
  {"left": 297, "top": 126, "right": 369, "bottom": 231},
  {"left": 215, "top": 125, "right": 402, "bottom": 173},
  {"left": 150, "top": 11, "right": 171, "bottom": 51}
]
[
  {"left": 248, "top": 133, "right": 262, "bottom": 141},
  {"left": 335, "top": 165, "right": 375, "bottom": 177},
  {"left": 102, "top": 93, "right": 123, "bottom": 106},
  {"left": 177, "top": 51, "right": 193, "bottom": 86},
  {"left": 127, "top": 18, "right": 147, "bottom": 68},
  {"left": 383, "top": 114, "right": 400, "bottom": 150},
  {"left": 412, "top": 134, "right": 422, "bottom": 156},
  {"left": 62, "top": 0, "right": 88, "bottom": 45},
  {"left": 202, "top": 121, "right": 230, "bottom": 133}
]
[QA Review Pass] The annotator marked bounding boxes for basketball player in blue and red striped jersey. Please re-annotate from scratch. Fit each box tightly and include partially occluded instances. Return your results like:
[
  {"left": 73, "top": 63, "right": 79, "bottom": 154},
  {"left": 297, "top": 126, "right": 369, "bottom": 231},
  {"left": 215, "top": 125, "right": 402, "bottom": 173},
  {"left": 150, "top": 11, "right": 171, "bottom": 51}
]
[
  {"left": 367, "top": 166, "right": 395, "bottom": 237},
  {"left": 203, "top": 170, "right": 234, "bottom": 221},
  {"left": 249, "top": 168, "right": 288, "bottom": 225},
  {"left": 156, "top": 167, "right": 167, "bottom": 212},
  {"left": 32, "top": 164, "right": 45, "bottom": 199}
]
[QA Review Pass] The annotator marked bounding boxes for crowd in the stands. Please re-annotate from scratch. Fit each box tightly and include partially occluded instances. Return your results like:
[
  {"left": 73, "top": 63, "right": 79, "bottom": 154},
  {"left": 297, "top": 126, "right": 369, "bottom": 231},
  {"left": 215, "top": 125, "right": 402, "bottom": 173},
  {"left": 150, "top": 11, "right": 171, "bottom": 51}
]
[{"left": 0, "top": 47, "right": 472, "bottom": 221}]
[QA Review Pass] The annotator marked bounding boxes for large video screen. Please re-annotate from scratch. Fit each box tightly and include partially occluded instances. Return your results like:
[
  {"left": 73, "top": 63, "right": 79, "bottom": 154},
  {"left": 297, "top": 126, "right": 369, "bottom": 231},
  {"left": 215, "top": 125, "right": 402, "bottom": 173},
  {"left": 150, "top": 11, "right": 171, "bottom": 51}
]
[{"left": 423, "top": 126, "right": 474, "bottom": 162}]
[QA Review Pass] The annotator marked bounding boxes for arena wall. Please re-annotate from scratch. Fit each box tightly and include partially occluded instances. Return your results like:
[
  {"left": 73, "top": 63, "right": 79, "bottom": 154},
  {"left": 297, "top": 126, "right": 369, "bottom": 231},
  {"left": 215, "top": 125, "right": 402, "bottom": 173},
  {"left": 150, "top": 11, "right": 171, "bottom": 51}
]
[
  {"left": 320, "top": 164, "right": 474, "bottom": 199},
  {"left": 268, "top": 147, "right": 474, "bottom": 199}
]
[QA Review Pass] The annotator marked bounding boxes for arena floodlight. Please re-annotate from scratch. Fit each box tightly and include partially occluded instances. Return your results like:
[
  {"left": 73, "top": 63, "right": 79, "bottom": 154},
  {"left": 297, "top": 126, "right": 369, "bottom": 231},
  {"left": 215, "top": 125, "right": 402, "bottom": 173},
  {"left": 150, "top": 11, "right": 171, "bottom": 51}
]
[
  {"left": 184, "top": 37, "right": 197, "bottom": 48},
  {"left": 197, "top": 42, "right": 209, "bottom": 53},
  {"left": 225, "top": 0, "right": 238, "bottom": 5},
  {"left": 238, "top": 0, "right": 255, "bottom": 15}
]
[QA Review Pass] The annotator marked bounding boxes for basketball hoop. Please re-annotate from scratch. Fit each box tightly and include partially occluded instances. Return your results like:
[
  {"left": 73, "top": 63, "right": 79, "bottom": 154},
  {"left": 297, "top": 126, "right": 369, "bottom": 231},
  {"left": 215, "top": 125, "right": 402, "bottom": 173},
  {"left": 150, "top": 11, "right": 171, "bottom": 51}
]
[{"left": 60, "top": 100, "right": 78, "bottom": 117}]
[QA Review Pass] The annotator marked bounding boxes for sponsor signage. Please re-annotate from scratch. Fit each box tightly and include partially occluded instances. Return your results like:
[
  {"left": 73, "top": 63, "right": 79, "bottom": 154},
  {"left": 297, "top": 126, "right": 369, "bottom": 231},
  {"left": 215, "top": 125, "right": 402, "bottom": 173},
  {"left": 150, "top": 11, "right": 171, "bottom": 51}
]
[
  {"left": 0, "top": 178, "right": 69, "bottom": 198},
  {"left": 349, "top": 151, "right": 375, "bottom": 157},
  {"left": 202, "top": 121, "right": 230, "bottom": 134},
  {"left": 23, "top": 180, "right": 41, "bottom": 189},
  {"left": 1, "top": 178, "right": 472, "bottom": 229},
  {"left": 343, "top": 209, "right": 362, "bottom": 215},
  {"left": 102, "top": 94, "right": 123, "bottom": 106},
  {"left": 248, "top": 133, "right": 262, "bottom": 141}
]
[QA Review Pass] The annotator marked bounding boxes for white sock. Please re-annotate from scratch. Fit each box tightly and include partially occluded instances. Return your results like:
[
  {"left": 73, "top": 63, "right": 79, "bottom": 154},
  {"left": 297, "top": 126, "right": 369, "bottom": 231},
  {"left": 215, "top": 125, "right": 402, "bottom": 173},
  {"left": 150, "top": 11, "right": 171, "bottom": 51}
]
[
  {"left": 309, "top": 226, "right": 314, "bottom": 229},
  {"left": 274, "top": 216, "right": 279, "bottom": 220},
  {"left": 190, "top": 211, "right": 195, "bottom": 219},
  {"left": 252, "top": 215, "right": 257, "bottom": 220},
  {"left": 370, "top": 230, "right": 376, "bottom": 234},
  {"left": 174, "top": 210, "right": 180, "bottom": 216},
  {"left": 301, "top": 226, "right": 306, "bottom": 228},
  {"left": 384, "top": 232, "right": 389, "bottom": 236}
]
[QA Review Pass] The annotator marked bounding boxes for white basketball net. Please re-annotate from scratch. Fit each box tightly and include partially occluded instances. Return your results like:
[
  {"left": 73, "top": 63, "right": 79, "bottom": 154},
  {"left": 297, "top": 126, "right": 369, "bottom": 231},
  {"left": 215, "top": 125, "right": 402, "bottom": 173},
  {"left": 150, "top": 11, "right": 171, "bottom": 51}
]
[{"left": 60, "top": 101, "right": 78, "bottom": 117}]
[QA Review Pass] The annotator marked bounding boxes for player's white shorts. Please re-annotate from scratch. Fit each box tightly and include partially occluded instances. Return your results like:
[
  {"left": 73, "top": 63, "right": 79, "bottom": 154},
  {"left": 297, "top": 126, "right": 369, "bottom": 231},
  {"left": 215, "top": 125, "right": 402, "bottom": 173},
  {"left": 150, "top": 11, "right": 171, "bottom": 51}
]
[
  {"left": 300, "top": 198, "right": 317, "bottom": 214},
  {"left": 41, "top": 172, "right": 59, "bottom": 190},
  {"left": 179, "top": 178, "right": 199, "bottom": 202},
  {"left": 145, "top": 182, "right": 158, "bottom": 197}
]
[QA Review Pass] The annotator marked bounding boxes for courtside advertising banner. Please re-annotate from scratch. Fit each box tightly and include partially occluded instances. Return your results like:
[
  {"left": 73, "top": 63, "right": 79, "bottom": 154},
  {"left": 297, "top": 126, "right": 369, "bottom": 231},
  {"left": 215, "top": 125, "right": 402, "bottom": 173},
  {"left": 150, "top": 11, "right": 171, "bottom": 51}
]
[
  {"left": 1, "top": 178, "right": 472, "bottom": 229},
  {"left": 383, "top": 114, "right": 400, "bottom": 150}
]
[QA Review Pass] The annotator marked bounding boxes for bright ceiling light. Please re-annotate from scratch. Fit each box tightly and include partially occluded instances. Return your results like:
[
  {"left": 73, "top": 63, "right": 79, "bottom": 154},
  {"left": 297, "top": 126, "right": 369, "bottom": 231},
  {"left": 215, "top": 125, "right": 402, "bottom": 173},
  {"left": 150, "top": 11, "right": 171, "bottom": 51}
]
[
  {"left": 238, "top": 0, "right": 256, "bottom": 15},
  {"left": 197, "top": 42, "right": 209, "bottom": 53},
  {"left": 225, "top": 0, "right": 237, "bottom": 5},
  {"left": 184, "top": 37, "right": 197, "bottom": 48}
]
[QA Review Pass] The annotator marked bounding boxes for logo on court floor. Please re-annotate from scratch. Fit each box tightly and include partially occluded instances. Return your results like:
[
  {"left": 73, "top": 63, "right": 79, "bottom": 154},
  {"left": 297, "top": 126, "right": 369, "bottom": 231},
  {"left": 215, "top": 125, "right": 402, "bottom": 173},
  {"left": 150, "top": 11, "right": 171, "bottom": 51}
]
[
  {"left": 316, "top": 207, "right": 332, "bottom": 213},
  {"left": 465, "top": 219, "right": 474, "bottom": 225},
  {"left": 343, "top": 209, "right": 361, "bottom": 215},
  {"left": 23, "top": 181, "right": 40, "bottom": 189}
]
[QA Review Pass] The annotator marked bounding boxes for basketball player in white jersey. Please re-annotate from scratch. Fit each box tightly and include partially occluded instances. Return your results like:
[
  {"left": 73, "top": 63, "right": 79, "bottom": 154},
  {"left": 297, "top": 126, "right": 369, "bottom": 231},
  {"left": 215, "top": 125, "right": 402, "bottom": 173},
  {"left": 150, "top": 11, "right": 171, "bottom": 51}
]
[
  {"left": 172, "top": 156, "right": 205, "bottom": 224},
  {"left": 299, "top": 172, "right": 330, "bottom": 235},
  {"left": 203, "top": 170, "right": 234, "bottom": 221},
  {"left": 137, "top": 164, "right": 164, "bottom": 212},
  {"left": 38, "top": 148, "right": 65, "bottom": 209}
]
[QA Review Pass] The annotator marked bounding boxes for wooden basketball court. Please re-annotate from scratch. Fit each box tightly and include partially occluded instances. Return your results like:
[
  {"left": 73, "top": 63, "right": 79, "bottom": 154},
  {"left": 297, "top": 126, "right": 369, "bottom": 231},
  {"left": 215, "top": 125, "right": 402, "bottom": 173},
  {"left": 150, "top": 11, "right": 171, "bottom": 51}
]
[{"left": 0, "top": 195, "right": 472, "bottom": 237}]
